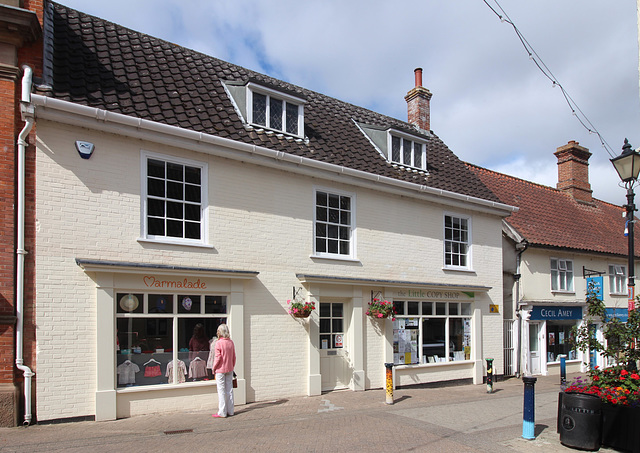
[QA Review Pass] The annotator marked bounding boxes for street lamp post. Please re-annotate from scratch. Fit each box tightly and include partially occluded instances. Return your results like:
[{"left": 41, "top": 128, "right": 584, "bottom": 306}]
[{"left": 611, "top": 138, "right": 640, "bottom": 311}]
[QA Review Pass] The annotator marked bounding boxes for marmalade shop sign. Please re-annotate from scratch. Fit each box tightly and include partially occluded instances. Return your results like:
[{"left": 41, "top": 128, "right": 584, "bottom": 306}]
[
  {"left": 143, "top": 275, "right": 207, "bottom": 289},
  {"left": 530, "top": 306, "right": 582, "bottom": 321}
]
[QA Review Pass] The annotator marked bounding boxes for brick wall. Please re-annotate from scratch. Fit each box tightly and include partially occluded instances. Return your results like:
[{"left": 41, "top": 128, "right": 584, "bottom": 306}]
[{"left": 32, "top": 119, "right": 505, "bottom": 420}]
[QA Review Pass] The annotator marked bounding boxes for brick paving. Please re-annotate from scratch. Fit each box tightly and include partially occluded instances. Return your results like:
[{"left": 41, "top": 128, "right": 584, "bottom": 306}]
[{"left": 0, "top": 374, "right": 615, "bottom": 452}]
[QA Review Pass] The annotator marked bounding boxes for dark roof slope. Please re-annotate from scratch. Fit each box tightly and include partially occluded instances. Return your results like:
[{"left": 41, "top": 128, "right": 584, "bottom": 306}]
[
  {"left": 467, "top": 163, "right": 640, "bottom": 257},
  {"left": 40, "top": 2, "right": 499, "bottom": 203}
]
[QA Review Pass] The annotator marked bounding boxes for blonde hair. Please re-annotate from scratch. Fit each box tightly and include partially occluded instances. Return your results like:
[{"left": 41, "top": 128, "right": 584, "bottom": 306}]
[{"left": 217, "top": 324, "right": 230, "bottom": 339}]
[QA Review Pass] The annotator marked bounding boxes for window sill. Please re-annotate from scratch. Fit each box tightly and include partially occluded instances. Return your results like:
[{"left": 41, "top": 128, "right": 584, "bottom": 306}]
[
  {"left": 310, "top": 254, "right": 361, "bottom": 263},
  {"left": 551, "top": 290, "right": 576, "bottom": 295},
  {"left": 247, "top": 123, "right": 304, "bottom": 140},
  {"left": 609, "top": 292, "right": 628, "bottom": 297},
  {"left": 117, "top": 380, "right": 217, "bottom": 393},
  {"left": 137, "top": 238, "right": 215, "bottom": 249},
  {"left": 442, "top": 266, "right": 476, "bottom": 274},
  {"left": 547, "top": 359, "right": 580, "bottom": 365},
  {"left": 394, "top": 360, "right": 473, "bottom": 370}
]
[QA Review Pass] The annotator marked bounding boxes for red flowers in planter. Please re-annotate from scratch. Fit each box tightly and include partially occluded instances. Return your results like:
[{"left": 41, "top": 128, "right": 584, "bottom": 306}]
[{"left": 565, "top": 365, "right": 640, "bottom": 407}]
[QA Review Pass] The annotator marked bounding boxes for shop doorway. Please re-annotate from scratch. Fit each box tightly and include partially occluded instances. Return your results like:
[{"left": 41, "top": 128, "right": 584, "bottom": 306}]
[
  {"left": 319, "top": 302, "right": 351, "bottom": 391},
  {"left": 529, "top": 322, "right": 541, "bottom": 375}
]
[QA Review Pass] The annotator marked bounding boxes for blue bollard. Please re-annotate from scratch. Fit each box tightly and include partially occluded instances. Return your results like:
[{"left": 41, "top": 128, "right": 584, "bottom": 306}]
[
  {"left": 559, "top": 355, "right": 567, "bottom": 389},
  {"left": 522, "top": 376, "right": 537, "bottom": 440}
]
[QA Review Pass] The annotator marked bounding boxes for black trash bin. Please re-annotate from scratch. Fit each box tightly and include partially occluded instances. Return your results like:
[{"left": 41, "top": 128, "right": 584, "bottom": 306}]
[{"left": 559, "top": 392, "right": 602, "bottom": 451}]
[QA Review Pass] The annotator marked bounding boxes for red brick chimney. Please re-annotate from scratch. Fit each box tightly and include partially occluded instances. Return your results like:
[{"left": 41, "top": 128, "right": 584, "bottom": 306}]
[
  {"left": 554, "top": 140, "right": 593, "bottom": 203},
  {"left": 405, "top": 68, "right": 432, "bottom": 132}
]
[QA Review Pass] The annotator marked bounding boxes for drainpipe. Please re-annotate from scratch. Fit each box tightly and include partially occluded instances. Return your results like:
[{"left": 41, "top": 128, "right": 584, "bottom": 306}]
[
  {"left": 16, "top": 65, "right": 35, "bottom": 426},
  {"left": 514, "top": 240, "right": 528, "bottom": 378}
]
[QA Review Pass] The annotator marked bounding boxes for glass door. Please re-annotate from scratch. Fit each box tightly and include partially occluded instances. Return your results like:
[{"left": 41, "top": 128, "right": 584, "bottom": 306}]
[{"left": 529, "top": 322, "right": 541, "bottom": 374}]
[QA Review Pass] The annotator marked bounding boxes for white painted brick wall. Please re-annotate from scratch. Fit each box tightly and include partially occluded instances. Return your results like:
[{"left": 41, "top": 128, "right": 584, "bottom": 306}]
[{"left": 34, "top": 120, "right": 505, "bottom": 419}]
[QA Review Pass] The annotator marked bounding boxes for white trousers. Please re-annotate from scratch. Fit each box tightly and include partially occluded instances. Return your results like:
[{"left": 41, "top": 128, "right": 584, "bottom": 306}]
[{"left": 216, "top": 371, "right": 234, "bottom": 417}]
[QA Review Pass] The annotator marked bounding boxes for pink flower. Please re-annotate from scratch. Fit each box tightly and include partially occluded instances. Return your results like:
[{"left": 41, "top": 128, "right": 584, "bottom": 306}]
[{"left": 377, "top": 313, "right": 383, "bottom": 318}]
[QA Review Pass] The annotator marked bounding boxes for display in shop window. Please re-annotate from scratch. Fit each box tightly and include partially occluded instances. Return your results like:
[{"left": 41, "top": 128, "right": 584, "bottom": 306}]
[
  {"left": 392, "top": 301, "right": 473, "bottom": 365},
  {"left": 115, "top": 292, "right": 227, "bottom": 387}
]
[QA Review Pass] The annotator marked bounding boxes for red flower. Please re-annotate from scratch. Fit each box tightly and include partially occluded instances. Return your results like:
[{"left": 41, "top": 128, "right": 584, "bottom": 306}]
[
  {"left": 631, "top": 373, "right": 640, "bottom": 380},
  {"left": 621, "top": 369, "right": 629, "bottom": 376}
]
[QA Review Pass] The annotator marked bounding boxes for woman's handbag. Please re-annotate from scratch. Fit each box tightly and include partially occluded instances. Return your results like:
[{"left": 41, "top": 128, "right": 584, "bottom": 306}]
[{"left": 232, "top": 372, "right": 237, "bottom": 388}]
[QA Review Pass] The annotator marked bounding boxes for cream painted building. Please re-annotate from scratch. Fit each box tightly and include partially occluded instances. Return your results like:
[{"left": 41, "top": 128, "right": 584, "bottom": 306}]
[{"left": 14, "top": 2, "right": 515, "bottom": 422}]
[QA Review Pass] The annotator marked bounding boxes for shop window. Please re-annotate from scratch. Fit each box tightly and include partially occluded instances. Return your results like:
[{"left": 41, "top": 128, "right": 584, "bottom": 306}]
[
  {"left": 393, "top": 301, "right": 472, "bottom": 365},
  {"left": 116, "top": 293, "right": 227, "bottom": 388},
  {"left": 546, "top": 321, "right": 577, "bottom": 362},
  {"left": 314, "top": 189, "right": 354, "bottom": 258},
  {"left": 319, "top": 302, "right": 344, "bottom": 349},
  {"left": 141, "top": 152, "right": 207, "bottom": 245},
  {"left": 608, "top": 264, "right": 627, "bottom": 295},
  {"left": 444, "top": 214, "right": 471, "bottom": 269},
  {"left": 550, "top": 258, "right": 573, "bottom": 292}
]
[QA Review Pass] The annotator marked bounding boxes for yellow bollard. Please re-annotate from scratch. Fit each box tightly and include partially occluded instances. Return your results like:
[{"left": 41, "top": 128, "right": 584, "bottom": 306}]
[{"left": 385, "top": 363, "right": 394, "bottom": 404}]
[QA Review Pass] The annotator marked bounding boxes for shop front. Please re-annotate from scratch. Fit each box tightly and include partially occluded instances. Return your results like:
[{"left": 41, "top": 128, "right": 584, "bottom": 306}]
[
  {"left": 77, "top": 259, "right": 258, "bottom": 421},
  {"left": 299, "top": 275, "right": 496, "bottom": 393},
  {"left": 390, "top": 288, "right": 486, "bottom": 387},
  {"left": 521, "top": 304, "right": 584, "bottom": 376}
]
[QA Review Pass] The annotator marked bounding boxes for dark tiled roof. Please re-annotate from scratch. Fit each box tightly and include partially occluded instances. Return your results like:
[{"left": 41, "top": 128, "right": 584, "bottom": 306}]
[
  {"left": 467, "top": 163, "right": 640, "bottom": 257},
  {"left": 40, "top": 2, "right": 499, "bottom": 203}
]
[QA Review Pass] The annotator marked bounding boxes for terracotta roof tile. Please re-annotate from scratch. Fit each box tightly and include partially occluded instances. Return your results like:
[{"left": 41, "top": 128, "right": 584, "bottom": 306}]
[{"left": 467, "top": 163, "right": 640, "bottom": 257}]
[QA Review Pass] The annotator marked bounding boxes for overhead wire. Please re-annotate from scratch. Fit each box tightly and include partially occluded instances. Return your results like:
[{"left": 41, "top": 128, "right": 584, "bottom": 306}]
[{"left": 482, "top": 0, "right": 616, "bottom": 158}]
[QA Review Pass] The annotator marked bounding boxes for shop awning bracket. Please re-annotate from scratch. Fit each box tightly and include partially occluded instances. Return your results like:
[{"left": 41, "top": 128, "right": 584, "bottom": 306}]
[
  {"left": 292, "top": 286, "right": 305, "bottom": 303},
  {"left": 583, "top": 266, "right": 605, "bottom": 278}
]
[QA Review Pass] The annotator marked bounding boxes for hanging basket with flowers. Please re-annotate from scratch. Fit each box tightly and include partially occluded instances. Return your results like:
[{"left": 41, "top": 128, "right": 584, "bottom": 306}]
[
  {"left": 366, "top": 298, "right": 395, "bottom": 320},
  {"left": 287, "top": 299, "right": 316, "bottom": 318}
]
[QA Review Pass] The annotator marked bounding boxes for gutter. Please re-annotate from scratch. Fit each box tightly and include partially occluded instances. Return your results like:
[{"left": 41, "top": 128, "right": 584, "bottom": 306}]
[
  {"left": 30, "top": 94, "right": 518, "bottom": 218},
  {"left": 16, "top": 65, "right": 35, "bottom": 425}
]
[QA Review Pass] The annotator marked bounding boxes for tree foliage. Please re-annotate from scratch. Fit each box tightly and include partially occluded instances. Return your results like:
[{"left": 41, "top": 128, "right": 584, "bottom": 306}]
[{"left": 572, "top": 281, "right": 640, "bottom": 367}]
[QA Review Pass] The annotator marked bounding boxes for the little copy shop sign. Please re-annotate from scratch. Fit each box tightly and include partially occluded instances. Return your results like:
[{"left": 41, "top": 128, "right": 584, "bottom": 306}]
[{"left": 530, "top": 306, "right": 582, "bottom": 321}]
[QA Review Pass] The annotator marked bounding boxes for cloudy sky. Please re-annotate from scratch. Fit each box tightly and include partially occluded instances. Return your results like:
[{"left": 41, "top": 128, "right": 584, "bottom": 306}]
[{"left": 60, "top": 0, "right": 640, "bottom": 205}]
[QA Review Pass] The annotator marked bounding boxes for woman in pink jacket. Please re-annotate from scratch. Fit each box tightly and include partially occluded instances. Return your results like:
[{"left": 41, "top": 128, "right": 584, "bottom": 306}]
[{"left": 212, "top": 324, "right": 236, "bottom": 418}]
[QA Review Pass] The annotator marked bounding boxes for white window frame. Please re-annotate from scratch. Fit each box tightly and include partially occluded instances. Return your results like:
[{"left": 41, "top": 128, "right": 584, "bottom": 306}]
[
  {"left": 312, "top": 187, "right": 356, "bottom": 260},
  {"left": 608, "top": 264, "right": 627, "bottom": 295},
  {"left": 443, "top": 213, "right": 472, "bottom": 270},
  {"left": 140, "top": 151, "right": 209, "bottom": 247},
  {"left": 550, "top": 258, "right": 574, "bottom": 292},
  {"left": 247, "top": 82, "right": 305, "bottom": 137},
  {"left": 388, "top": 130, "right": 427, "bottom": 170},
  {"left": 319, "top": 302, "right": 344, "bottom": 350}
]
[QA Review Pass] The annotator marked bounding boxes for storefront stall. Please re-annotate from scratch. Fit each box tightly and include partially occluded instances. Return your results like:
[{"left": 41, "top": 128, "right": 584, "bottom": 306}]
[
  {"left": 522, "top": 304, "right": 583, "bottom": 376},
  {"left": 390, "top": 289, "right": 485, "bottom": 387},
  {"left": 77, "top": 259, "right": 257, "bottom": 421}
]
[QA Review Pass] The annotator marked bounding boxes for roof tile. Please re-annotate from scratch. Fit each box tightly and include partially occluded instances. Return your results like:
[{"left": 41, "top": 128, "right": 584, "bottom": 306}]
[
  {"left": 467, "top": 163, "right": 639, "bottom": 257},
  {"left": 44, "top": 2, "right": 500, "bottom": 204}
]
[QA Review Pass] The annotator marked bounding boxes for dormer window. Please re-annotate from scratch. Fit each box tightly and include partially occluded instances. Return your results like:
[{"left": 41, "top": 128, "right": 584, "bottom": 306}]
[
  {"left": 247, "top": 83, "right": 304, "bottom": 137},
  {"left": 354, "top": 122, "right": 428, "bottom": 172},
  {"left": 390, "top": 134, "right": 425, "bottom": 169}
]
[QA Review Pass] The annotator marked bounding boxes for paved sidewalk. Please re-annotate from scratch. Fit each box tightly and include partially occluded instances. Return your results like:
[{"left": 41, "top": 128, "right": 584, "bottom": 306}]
[{"left": 0, "top": 374, "right": 614, "bottom": 452}]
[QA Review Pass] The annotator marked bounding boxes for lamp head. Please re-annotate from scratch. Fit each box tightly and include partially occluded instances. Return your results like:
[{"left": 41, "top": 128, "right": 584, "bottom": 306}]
[{"left": 611, "top": 138, "right": 640, "bottom": 183}]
